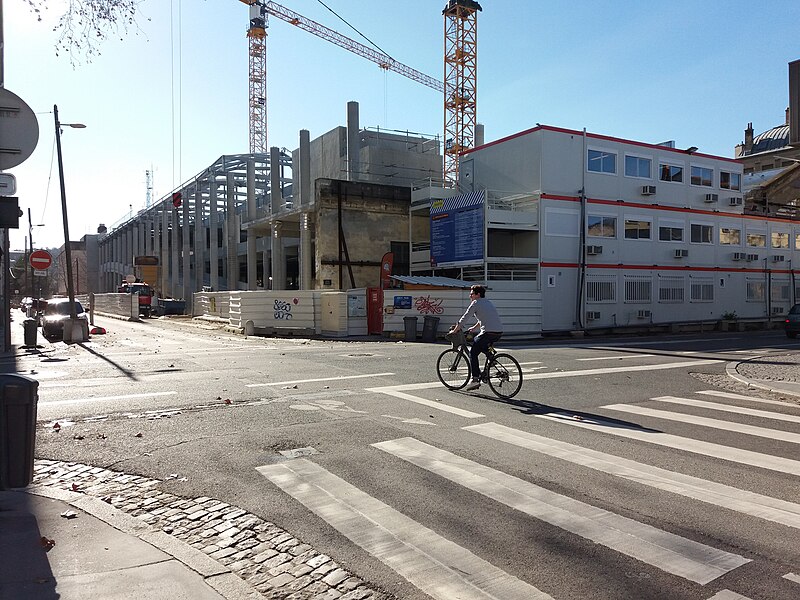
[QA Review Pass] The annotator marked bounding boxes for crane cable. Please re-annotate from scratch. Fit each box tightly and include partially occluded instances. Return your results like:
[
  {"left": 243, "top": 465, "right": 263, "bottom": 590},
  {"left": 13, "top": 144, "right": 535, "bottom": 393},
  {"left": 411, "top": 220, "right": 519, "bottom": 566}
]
[{"left": 313, "top": 0, "right": 395, "bottom": 62}]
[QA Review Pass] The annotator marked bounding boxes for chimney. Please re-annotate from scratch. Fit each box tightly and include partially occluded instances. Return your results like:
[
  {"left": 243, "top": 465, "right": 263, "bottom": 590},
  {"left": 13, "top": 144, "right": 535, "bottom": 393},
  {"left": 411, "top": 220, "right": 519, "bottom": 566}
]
[
  {"left": 790, "top": 59, "right": 800, "bottom": 146},
  {"left": 744, "top": 122, "right": 754, "bottom": 154}
]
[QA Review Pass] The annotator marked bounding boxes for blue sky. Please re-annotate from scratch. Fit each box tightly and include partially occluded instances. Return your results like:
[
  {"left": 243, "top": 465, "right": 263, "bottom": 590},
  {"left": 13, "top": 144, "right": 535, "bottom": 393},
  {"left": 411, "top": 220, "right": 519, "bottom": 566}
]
[{"left": 5, "top": 0, "right": 799, "bottom": 250}]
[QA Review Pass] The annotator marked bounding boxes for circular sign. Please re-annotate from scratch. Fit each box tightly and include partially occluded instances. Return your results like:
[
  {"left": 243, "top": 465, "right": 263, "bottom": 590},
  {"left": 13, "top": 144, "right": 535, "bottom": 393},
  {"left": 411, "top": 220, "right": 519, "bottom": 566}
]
[
  {"left": 125, "top": 274, "right": 136, "bottom": 284},
  {"left": 0, "top": 88, "right": 39, "bottom": 170},
  {"left": 29, "top": 249, "right": 52, "bottom": 269}
]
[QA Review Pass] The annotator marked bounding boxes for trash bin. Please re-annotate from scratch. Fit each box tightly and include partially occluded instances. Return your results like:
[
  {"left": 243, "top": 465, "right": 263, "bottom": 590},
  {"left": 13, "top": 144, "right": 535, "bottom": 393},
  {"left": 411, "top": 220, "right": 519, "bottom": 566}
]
[
  {"left": 23, "top": 318, "right": 38, "bottom": 348},
  {"left": 421, "top": 315, "right": 440, "bottom": 343},
  {"left": 0, "top": 374, "right": 39, "bottom": 489},
  {"left": 403, "top": 316, "right": 418, "bottom": 342}
]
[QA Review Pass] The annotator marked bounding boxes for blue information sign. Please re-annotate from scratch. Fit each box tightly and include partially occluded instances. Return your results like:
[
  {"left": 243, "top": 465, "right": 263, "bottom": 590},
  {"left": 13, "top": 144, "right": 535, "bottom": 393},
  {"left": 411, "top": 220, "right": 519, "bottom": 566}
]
[{"left": 430, "top": 191, "right": 484, "bottom": 266}]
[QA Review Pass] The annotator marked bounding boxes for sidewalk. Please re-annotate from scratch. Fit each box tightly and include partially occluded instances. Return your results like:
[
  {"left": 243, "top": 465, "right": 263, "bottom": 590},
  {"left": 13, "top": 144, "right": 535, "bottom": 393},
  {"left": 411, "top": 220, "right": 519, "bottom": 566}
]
[{"left": 2, "top": 317, "right": 799, "bottom": 599}]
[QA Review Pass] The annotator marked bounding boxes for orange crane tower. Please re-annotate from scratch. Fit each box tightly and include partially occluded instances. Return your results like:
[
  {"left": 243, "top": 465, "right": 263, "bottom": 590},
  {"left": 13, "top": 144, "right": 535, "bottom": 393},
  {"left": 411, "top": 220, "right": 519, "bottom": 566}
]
[{"left": 239, "top": 1, "right": 478, "bottom": 184}]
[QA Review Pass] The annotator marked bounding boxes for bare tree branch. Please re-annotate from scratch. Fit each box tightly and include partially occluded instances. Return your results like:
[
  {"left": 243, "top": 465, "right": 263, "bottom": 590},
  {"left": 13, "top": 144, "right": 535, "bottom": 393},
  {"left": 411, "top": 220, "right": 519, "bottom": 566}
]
[{"left": 23, "top": 0, "right": 148, "bottom": 66}]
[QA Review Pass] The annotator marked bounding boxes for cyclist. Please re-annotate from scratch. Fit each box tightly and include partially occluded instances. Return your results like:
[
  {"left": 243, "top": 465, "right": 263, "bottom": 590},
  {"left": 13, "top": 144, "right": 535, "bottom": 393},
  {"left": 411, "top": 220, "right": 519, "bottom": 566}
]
[{"left": 449, "top": 284, "right": 503, "bottom": 391}]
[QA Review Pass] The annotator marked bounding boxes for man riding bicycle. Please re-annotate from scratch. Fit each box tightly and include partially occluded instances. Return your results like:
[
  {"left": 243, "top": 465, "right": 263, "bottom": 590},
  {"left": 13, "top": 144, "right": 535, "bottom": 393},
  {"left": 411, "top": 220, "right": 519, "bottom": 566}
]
[{"left": 449, "top": 285, "right": 503, "bottom": 391}]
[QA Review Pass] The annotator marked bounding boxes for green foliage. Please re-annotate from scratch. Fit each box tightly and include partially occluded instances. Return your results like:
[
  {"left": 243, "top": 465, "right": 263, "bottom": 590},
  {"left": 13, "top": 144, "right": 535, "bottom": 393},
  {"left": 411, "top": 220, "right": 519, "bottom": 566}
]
[{"left": 721, "top": 311, "right": 738, "bottom": 321}]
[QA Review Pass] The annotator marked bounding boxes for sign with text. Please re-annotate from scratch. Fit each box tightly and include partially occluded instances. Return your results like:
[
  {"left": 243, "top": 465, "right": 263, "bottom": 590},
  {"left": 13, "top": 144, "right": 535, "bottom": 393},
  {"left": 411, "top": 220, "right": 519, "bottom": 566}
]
[{"left": 429, "top": 190, "right": 484, "bottom": 267}]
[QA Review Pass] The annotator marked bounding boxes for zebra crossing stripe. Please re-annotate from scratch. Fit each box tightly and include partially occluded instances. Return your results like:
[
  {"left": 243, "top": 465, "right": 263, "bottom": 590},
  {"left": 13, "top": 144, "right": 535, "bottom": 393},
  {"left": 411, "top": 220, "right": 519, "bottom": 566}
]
[
  {"left": 373, "top": 437, "right": 749, "bottom": 585},
  {"left": 652, "top": 395, "right": 800, "bottom": 424},
  {"left": 706, "top": 591, "right": 753, "bottom": 600},
  {"left": 464, "top": 422, "right": 800, "bottom": 530},
  {"left": 784, "top": 572, "right": 800, "bottom": 584},
  {"left": 256, "top": 459, "right": 552, "bottom": 600},
  {"left": 534, "top": 412, "right": 800, "bottom": 476},
  {"left": 374, "top": 389, "right": 485, "bottom": 418},
  {"left": 697, "top": 390, "right": 800, "bottom": 408},
  {"left": 601, "top": 403, "right": 800, "bottom": 445}
]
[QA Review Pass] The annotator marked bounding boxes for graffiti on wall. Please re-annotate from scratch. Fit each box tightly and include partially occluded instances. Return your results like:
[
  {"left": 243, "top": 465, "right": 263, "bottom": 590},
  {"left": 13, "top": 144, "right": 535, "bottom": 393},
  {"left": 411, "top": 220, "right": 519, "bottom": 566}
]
[
  {"left": 414, "top": 295, "right": 444, "bottom": 315},
  {"left": 274, "top": 299, "right": 293, "bottom": 320}
]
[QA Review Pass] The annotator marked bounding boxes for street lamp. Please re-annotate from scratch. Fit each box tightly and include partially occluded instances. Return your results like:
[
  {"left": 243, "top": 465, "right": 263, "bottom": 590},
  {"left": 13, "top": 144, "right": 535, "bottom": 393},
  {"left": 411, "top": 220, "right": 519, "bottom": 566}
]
[{"left": 53, "top": 103, "right": 86, "bottom": 342}]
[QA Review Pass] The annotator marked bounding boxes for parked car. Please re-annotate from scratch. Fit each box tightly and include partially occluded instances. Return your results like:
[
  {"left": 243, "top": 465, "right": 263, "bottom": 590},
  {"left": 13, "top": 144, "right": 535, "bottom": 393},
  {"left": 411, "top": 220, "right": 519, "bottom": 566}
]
[
  {"left": 41, "top": 298, "right": 89, "bottom": 340},
  {"left": 786, "top": 303, "right": 800, "bottom": 339}
]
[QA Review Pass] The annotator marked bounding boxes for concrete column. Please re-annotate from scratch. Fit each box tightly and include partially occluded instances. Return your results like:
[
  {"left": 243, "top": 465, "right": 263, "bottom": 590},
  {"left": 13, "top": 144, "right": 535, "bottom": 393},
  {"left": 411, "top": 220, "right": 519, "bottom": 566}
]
[
  {"left": 299, "top": 129, "right": 311, "bottom": 207},
  {"left": 160, "top": 207, "right": 169, "bottom": 297},
  {"left": 209, "top": 180, "right": 219, "bottom": 292},
  {"left": 152, "top": 210, "right": 161, "bottom": 294},
  {"left": 271, "top": 221, "right": 283, "bottom": 291},
  {"left": 270, "top": 147, "right": 281, "bottom": 216},
  {"left": 226, "top": 173, "right": 238, "bottom": 291},
  {"left": 246, "top": 160, "right": 257, "bottom": 290},
  {"left": 132, "top": 222, "right": 140, "bottom": 273},
  {"left": 194, "top": 188, "right": 204, "bottom": 291},
  {"left": 347, "top": 101, "right": 359, "bottom": 181},
  {"left": 475, "top": 123, "right": 485, "bottom": 148},
  {"left": 171, "top": 208, "right": 180, "bottom": 298},
  {"left": 125, "top": 227, "right": 133, "bottom": 275},
  {"left": 182, "top": 193, "right": 191, "bottom": 302},
  {"left": 300, "top": 212, "right": 312, "bottom": 290},
  {"left": 262, "top": 248, "right": 270, "bottom": 289}
]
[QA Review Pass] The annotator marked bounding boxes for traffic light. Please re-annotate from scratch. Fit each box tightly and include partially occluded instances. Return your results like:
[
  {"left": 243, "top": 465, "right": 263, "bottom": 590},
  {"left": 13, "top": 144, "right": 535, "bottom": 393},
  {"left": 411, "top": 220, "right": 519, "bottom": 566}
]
[{"left": 172, "top": 191, "right": 182, "bottom": 208}]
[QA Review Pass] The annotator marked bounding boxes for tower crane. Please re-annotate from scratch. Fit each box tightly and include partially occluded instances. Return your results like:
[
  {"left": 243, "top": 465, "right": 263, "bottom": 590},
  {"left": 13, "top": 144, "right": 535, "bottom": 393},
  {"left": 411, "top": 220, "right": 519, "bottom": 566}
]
[{"left": 239, "top": 0, "right": 480, "bottom": 184}]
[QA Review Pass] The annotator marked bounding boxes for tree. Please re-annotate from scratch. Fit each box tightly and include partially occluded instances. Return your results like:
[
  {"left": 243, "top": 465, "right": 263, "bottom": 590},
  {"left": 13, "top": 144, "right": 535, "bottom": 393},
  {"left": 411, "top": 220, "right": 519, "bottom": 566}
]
[{"left": 23, "top": 0, "right": 146, "bottom": 65}]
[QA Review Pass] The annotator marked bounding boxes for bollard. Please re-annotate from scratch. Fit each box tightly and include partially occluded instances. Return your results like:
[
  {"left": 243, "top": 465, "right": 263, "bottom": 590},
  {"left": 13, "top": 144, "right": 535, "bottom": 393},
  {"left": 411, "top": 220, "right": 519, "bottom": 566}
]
[{"left": 0, "top": 374, "right": 39, "bottom": 489}]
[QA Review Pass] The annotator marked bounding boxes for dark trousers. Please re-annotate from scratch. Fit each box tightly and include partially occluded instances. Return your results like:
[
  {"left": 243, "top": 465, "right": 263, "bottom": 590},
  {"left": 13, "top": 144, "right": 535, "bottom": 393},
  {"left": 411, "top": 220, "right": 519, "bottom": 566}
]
[{"left": 470, "top": 331, "right": 502, "bottom": 379}]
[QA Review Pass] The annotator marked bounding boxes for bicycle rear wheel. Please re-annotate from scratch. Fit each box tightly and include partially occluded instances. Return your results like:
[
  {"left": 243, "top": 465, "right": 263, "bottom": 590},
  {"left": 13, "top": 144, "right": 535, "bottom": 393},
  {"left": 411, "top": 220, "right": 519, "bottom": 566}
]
[
  {"left": 487, "top": 353, "right": 523, "bottom": 398},
  {"left": 436, "top": 348, "right": 471, "bottom": 390}
]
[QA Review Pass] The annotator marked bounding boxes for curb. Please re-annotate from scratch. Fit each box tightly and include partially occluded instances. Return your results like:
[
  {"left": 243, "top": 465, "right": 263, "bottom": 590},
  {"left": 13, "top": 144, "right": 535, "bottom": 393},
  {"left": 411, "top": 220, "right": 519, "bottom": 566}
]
[
  {"left": 725, "top": 358, "right": 800, "bottom": 399},
  {"left": 27, "top": 485, "right": 262, "bottom": 600}
]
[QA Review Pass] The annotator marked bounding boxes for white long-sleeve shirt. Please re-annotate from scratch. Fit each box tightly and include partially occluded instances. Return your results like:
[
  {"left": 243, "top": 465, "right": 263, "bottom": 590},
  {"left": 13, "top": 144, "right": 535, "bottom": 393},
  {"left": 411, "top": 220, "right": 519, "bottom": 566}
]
[{"left": 458, "top": 298, "right": 503, "bottom": 334}]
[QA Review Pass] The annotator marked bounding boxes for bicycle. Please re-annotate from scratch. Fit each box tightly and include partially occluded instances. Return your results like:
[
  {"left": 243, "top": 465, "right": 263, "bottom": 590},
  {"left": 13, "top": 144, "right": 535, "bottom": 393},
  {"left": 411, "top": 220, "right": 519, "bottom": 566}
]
[{"left": 436, "top": 329, "right": 523, "bottom": 399}]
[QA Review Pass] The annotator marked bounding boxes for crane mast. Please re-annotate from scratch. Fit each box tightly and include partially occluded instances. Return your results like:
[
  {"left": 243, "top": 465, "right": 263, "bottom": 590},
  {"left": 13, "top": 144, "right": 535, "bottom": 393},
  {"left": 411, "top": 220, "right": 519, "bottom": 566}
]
[{"left": 239, "top": 1, "right": 478, "bottom": 185}]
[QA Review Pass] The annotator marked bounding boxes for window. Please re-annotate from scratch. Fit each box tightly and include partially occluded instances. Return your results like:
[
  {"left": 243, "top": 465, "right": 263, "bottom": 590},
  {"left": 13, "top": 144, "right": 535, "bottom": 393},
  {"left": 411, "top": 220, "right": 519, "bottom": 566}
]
[
  {"left": 625, "top": 155, "right": 651, "bottom": 178},
  {"left": 772, "top": 280, "right": 791, "bottom": 302},
  {"left": 690, "top": 224, "right": 713, "bottom": 244},
  {"left": 658, "top": 275, "right": 685, "bottom": 303},
  {"left": 690, "top": 278, "right": 714, "bottom": 302},
  {"left": 587, "top": 215, "right": 616, "bottom": 238},
  {"left": 771, "top": 232, "right": 789, "bottom": 249},
  {"left": 587, "top": 149, "right": 616, "bottom": 174},
  {"left": 690, "top": 166, "right": 713, "bottom": 187},
  {"left": 747, "top": 232, "right": 766, "bottom": 247},
  {"left": 658, "top": 220, "right": 684, "bottom": 242},
  {"left": 719, "top": 227, "right": 741, "bottom": 245},
  {"left": 624, "top": 219, "right": 651, "bottom": 240},
  {"left": 624, "top": 275, "right": 652, "bottom": 304},
  {"left": 659, "top": 163, "right": 683, "bottom": 182},
  {"left": 746, "top": 278, "right": 765, "bottom": 302},
  {"left": 720, "top": 171, "right": 741, "bottom": 191},
  {"left": 586, "top": 275, "right": 616, "bottom": 303},
  {"left": 795, "top": 232, "right": 800, "bottom": 250}
]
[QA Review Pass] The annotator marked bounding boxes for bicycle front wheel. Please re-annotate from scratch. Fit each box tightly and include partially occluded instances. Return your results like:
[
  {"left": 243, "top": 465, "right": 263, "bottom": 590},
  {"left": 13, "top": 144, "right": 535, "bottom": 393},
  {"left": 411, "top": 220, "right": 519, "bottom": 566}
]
[
  {"left": 487, "top": 353, "right": 523, "bottom": 399},
  {"left": 436, "top": 348, "right": 471, "bottom": 390}
]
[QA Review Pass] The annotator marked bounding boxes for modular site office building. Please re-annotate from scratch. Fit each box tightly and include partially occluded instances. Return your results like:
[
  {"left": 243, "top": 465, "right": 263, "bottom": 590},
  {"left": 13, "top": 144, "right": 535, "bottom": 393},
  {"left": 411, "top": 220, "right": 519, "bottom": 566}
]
[{"left": 412, "top": 124, "right": 799, "bottom": 333}]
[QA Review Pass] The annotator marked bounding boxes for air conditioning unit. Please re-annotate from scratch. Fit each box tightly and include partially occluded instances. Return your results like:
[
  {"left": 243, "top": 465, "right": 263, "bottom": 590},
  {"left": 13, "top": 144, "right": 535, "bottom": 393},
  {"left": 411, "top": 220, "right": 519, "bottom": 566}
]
[
  {"left": 586, "top": 245, "right": 603, "bottom": 255},
  {"left": 772, "top": 255, "right": 786, "bottom": 262},
  {"left": 641, "top": 185, "right": 656, "bottom": 196},
  {"left": 746, "top": 254, "right": 759, "bottom": 262},
  {"left": 704, "top": 193, "right": 719, "bottom": 203},
  {"left": 729, "top": 196, "right": 743, "bottom": 206},
  {"left": 674, "top": 248, "right": 689, "bottom": 258},
  {"left": 637, "top": 309, "right": 652, "bottom": 319},
  {"left": 731, "top": 252, "right": 746, "bottom": 261},
  {"left": 772, "top": 306, "right": 785, "bottom": 315},
  {"left": 586, "top": 311, "right": 601, "bottom": 321}
]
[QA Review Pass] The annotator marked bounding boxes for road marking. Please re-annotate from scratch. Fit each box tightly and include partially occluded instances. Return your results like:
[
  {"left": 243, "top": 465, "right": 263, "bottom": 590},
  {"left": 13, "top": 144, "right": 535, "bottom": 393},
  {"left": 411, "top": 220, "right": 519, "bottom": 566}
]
[
  {"left": 652, "top": 396, "right": 800, "bottom": 424},
  {"left": 576, "top": 354, "right": 655, "bottom": 361},
  {"left": 520, "top": 359, "right": 719, "bottom": 380},
  {"left": 697, "top": 389, "right": 800, "bottom": 408},
  {"left": 41, "top": 391, "right": 179, "bottom": 406},
  {"left": 257, "top": 459, "right": 552, "bottom": 600},
  {"left": 374, "top": 437, "right": 749, "bottom": 584},
  {"left": 784, "top": 572, "right": 800, "bottom": 584},
  {"left": 465, "top": 422, "right": 800, "bottom": 530},
  {"left": 706, "top": 591, "right": 752, "bottom": 600},
  {"left": 371, "top": 389, "right": 484, "bottom": 419},
  {"left": 602, "top": 403, "right": 800, "bottom": 445},
  {"left": 246, "top": 372, "right": 395, "bottom": 387},
  {"left": 535, "top": 411, "right": 800, "bottom": 476}
]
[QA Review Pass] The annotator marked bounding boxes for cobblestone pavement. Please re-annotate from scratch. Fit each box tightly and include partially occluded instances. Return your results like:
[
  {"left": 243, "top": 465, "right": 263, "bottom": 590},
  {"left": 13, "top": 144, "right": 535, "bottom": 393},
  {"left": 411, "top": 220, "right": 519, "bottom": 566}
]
[
  {"left": 32, "top": 460, "right": 393, "bottom": 600},
  {"left": 734, "top": 351, "right": 800, "bottom": 383}
]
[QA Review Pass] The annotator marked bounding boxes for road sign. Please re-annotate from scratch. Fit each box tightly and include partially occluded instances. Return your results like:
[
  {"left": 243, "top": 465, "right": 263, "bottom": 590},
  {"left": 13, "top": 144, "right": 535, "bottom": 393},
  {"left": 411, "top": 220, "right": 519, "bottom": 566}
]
[
  {"left": 34, "top": 270, "right": 47, "bottom": 277},
  {"left": 29, "top": 249, "right": 52, "bottom": 270},
  {"left": 0, "top": 88, "right": 39, "bottom": 170}
]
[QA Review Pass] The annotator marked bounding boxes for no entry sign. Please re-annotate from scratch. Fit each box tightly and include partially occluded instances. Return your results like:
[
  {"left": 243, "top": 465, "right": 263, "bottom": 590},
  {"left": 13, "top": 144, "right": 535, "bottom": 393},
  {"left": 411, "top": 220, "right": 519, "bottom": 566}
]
[{"left": 29, "top": 249, "right": 52, "bottom": 270}]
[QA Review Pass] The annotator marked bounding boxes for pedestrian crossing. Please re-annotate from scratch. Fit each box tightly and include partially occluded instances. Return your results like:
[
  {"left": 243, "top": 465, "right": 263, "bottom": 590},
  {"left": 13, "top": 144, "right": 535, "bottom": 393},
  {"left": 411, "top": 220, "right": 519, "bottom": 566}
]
[{"left": 257, "top": 385, "right": 800, "bottom": 599}]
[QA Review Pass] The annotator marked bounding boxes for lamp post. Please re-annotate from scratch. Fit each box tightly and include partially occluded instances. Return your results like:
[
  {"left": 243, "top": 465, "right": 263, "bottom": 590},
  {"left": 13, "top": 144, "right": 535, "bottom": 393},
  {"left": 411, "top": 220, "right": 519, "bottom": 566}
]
[{"left": 53, "top": 104, "right": 86, "bottom": 341}]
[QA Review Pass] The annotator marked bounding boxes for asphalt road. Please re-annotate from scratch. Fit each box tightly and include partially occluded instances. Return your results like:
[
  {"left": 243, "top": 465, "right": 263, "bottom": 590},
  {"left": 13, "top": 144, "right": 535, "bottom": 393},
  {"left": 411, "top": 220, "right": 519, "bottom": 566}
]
[{"left": 15, "top": 317, "right": 800, "bottom": 600}]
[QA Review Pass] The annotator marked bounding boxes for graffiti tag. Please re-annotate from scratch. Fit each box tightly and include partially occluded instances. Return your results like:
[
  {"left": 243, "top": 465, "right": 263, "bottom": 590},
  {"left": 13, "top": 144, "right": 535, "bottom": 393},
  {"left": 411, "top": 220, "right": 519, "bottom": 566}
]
[
  {"left": 274, "top": 299, "right": 293, "bottom": 320},
  {"left": 414, "top": 295, "right": 444, "bottom": 315}
]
